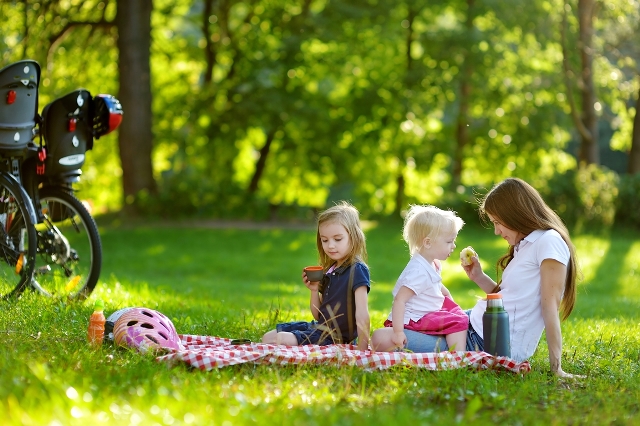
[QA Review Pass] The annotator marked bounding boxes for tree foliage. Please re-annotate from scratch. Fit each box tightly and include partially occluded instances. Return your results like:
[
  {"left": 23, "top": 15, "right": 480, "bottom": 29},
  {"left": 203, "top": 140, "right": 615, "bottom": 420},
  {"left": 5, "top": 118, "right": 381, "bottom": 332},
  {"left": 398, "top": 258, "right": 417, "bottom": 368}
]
[{"left": 1, "top": 0, "right": 638, "bottom": 219}]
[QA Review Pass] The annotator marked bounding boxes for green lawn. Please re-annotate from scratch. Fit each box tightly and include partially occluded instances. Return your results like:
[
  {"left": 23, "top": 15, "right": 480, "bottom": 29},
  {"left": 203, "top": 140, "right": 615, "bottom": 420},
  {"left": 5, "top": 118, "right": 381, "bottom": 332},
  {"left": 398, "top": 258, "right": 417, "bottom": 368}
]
[{"left": 1, "top": 219, "right": 639, "bottom": 425}]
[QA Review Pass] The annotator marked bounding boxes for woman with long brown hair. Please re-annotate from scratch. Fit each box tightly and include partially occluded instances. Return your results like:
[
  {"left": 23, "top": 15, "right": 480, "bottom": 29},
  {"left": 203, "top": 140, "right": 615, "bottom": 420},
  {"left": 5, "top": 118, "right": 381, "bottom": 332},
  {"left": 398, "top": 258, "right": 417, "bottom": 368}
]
[
  {"left": 464, "top": 177, "right": 580, "bottom": 377},
  {"left": 373, "top": 178, "right": 582, "bottom": 377}
]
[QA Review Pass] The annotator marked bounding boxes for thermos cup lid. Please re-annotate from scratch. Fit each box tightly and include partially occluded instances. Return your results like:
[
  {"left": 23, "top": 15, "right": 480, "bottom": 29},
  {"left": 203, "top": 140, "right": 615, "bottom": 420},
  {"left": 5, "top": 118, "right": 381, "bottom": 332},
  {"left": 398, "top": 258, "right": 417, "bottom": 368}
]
[{"left": 486, "top": 292, "right": 504, "bottom": 308}]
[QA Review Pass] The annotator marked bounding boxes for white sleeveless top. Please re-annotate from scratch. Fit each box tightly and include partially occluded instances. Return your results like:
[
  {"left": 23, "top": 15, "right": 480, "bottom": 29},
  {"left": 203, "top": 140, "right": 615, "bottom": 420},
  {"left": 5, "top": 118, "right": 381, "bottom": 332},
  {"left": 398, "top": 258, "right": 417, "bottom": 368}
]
[{"left": 469, "top": 229, "right": 570, "bottom": 362}]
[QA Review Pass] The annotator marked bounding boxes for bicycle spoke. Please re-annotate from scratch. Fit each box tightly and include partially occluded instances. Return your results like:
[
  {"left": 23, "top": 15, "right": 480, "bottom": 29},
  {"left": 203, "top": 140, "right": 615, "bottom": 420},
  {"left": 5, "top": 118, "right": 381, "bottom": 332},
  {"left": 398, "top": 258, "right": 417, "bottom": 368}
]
[
  {"left": 0, "top": 177, "right": 36, "bottom": 299},
  {"left": 34, "top": 188, "right": 101, "bottom": 300}
]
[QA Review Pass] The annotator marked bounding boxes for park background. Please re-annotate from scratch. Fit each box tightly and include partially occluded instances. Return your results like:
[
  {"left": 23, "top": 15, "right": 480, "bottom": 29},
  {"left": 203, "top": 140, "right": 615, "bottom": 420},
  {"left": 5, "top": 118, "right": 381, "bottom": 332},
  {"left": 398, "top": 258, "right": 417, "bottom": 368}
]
[
  {"left": 1, "top": 1, "right": 640, "bottom": 425},
  {"left": 1, "top": 0, "right": 639, "bottom": 227}
]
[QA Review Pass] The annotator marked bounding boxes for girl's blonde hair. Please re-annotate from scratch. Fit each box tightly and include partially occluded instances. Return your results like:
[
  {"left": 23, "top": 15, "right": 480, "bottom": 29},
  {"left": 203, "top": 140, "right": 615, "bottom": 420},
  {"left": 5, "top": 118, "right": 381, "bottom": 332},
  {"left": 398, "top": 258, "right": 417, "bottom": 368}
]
[
  {"left": 316, "top": 201, "right": 367, "bottom": 269},
  {"left": 402, "top": 205, "right": 464, "bottom": 256},
  {"left": 479, "top": 177, "right": 579, "bottom": 320}
]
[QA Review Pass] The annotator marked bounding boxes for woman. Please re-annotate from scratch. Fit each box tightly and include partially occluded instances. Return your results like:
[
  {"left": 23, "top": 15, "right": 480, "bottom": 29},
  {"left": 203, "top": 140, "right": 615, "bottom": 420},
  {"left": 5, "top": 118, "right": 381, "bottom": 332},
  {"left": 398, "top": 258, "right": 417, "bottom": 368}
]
[{"left": 372, "top": 178, "right": 582, "bottom": 378}]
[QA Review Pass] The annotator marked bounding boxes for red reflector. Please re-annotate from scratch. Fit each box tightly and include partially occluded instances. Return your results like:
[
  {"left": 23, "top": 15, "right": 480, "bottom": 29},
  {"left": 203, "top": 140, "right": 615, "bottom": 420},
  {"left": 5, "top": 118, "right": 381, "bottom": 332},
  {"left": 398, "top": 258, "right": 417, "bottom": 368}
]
[
  {"left": 6, "top": 90, "right": 16, "bottom": 104},
  {"left": 109, "top": 113, "right": 123, "bottom": 131},
  {"left": 68, "top": 118, "right": 77, "bottom": 132}
]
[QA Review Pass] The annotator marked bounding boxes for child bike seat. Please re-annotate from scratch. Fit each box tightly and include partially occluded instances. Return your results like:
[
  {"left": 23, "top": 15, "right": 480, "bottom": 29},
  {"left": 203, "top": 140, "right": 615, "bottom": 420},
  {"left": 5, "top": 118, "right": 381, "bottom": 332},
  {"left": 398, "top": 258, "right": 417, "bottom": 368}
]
[{"left": 0, "top": 60, "right": 40, "bottom": 152}]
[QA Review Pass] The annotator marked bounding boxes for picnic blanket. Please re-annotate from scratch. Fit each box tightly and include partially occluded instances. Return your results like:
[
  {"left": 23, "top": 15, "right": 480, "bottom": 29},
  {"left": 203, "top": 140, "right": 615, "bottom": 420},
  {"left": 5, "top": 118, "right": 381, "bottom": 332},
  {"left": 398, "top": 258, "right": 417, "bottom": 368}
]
[{"left": 156, "top": 335, "right": 531, "bottom": 374}]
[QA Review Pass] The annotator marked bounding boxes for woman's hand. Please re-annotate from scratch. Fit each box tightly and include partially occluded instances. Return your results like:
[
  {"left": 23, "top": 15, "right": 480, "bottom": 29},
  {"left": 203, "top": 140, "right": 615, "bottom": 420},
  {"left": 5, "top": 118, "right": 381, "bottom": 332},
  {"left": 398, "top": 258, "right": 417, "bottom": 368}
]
[
  {"left": 460, "top": 252, "right": 498, "bottom": 293},
  {"left": 461, "top": 252, "right": 482, "bottom": 280},
  {"left": 553, "top": 368, "right": 586, "bottom": 379}
]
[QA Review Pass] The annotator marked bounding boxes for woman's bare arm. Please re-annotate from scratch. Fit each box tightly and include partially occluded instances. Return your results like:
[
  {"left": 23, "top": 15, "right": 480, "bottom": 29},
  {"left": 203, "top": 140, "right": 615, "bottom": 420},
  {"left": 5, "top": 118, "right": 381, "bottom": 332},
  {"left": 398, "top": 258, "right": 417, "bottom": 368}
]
[{"left": 540, "top": 258, "right": 583, "bottom": 378}]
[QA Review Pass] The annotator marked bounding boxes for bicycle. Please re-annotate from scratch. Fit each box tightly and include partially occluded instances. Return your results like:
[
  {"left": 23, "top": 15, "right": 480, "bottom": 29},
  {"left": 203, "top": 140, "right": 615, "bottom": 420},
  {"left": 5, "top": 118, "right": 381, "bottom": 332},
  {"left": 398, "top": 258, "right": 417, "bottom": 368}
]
[{"left": 0, "top": 59, "right": 122, "bottom": 300}]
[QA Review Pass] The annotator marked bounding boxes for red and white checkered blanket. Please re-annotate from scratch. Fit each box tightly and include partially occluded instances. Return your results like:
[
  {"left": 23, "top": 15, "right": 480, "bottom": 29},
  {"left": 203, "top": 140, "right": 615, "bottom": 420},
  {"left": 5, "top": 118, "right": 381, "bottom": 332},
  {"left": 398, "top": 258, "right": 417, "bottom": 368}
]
[{"left": 155, "top": 335, "right": 531, "bottom": 374}]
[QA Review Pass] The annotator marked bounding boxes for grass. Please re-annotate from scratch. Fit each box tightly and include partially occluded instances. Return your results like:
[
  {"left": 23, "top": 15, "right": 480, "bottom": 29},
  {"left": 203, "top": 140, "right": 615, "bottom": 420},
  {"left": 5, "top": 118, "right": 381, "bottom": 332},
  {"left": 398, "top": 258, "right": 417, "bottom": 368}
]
[{"left": 1, "top": 218, "right": 640, "bottom": 425}]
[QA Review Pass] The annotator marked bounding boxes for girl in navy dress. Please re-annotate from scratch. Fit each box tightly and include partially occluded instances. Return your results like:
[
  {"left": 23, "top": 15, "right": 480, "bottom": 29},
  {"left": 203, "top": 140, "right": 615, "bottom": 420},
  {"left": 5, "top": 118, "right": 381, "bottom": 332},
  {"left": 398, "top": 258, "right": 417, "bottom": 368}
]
[{"left": 262, "top": 202, "right": 371, "bottom": 350}]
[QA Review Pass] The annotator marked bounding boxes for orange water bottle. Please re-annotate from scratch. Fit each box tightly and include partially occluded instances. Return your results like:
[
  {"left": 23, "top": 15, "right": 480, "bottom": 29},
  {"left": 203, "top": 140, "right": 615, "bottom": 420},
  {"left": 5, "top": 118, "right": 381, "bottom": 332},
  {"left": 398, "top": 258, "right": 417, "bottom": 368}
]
[{"left": 87, "top": 300, "right": 106, "bottom": 346}]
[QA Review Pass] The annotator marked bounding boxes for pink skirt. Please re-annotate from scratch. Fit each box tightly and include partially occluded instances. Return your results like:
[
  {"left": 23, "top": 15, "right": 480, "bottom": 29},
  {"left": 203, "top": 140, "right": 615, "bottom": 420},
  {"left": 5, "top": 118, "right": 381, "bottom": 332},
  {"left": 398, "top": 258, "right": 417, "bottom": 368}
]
[{"left": 384, "top": 296, "right": 469, "bottom": 335}]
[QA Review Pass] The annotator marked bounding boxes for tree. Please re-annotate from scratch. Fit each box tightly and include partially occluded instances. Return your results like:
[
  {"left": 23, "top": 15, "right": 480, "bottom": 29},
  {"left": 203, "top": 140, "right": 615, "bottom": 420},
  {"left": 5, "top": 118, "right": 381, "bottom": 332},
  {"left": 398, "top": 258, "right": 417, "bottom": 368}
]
[
  {"left": 0, "top": 0, "right": 157, "bottom": 212},
  {"left": 576, "top": 0, "right": 600, "bottom": 164},
  {"left": 5, "top": 0, "right": 632, "bottom": 218},
  {"left": 597, "top": 0, "right": 640, "bottom": 174},
  {"left": 630, "top": 86, "right": 640, "bottom": 173},
  {"left": 115, "top": 0, "right": 156, "bottom": 211},
  {"left": 451, "top": 0, "right": 476, "bottom": 190},
  {"left": 562, "top": 0, "right": 599, "bottom": 165}
]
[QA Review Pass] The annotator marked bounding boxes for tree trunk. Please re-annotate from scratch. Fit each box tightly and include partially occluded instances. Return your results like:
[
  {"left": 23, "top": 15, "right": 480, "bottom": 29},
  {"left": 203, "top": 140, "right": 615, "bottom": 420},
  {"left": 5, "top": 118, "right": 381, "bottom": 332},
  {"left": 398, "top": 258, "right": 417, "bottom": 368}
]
[
  {"left": 394, "top": 6, "right": 416, "bottom": 217},
  {"left": 202, "top": 0, "right": 218, "bottom": 85},
  {"left": 577, "top": 0, "right": 599, "bottom": 165},
  {"left": 395, "top": 174, "right": 405, "bottom": 217},
  {"left": 453, "top": 75, "right": 471, "bottom": 188},
  {"left": 115, "top": 0, "right": 156, "bottom": 212},
  {"left": 628, "top": 84, "right": 640, "bottom": 174},
  {"left": 248, "top": 129, "right": 277, "bottom": 194},
  {"left": 451, "top": 0, "right": 475, "bottom": 189}
]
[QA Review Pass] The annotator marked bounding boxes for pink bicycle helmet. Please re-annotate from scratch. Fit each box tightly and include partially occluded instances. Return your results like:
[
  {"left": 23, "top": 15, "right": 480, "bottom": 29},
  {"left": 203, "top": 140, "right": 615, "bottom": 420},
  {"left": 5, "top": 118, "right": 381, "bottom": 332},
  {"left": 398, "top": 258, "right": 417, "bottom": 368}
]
[{"left": 113, "top": 308, "right": 182, "bottom": 353}]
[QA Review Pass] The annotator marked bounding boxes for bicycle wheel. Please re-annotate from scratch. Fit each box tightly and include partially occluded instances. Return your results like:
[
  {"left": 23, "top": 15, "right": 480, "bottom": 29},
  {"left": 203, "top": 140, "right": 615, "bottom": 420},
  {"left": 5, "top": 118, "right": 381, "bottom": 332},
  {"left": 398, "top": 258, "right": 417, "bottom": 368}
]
[
  {"left": 33, "top": 187, "right": 102, "bottom": 300},
  {"left": 0, "top": 172, "right": 37, "bottom": 299}
]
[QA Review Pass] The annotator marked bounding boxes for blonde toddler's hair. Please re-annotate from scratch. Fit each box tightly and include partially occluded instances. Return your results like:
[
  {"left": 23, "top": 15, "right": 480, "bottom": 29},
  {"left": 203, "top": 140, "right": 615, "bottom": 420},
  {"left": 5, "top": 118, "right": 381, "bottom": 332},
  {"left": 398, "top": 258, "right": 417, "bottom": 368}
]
[{"left": 402, "top": 205, "right": 464, "bottom": 256}]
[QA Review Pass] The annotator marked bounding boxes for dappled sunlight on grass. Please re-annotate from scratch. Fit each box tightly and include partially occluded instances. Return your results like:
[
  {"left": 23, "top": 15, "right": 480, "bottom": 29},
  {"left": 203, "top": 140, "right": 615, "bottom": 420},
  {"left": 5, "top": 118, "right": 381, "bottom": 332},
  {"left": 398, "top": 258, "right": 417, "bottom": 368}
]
[
  {"left": 144, "top": 244, "right": 167, "bottom": 256},
  {"left": 572, "top": 235, "right": 609, "bottom": 286},
  {"left": 4, "top": 223, "right": 640, "bottom": 425},
  {"left": 542, "top": 318, "right": 640, "bottom": 376},
  {"left": 619, "top": 241, "right": 640, "bottom": 298},
  {"left": 258, "top": 282, "right": 305, "bottom": 296},
  {"left": 87, "top": 276, "right": 274, "bottom": 338},
  {"left": 571, "top": 233, "right": 640, "bottom": 319},
  {"left": 368, "top": 281, "right": 394, "bottom": 313},
  {"left": 255, "top": 229, "right": 314, "bottom": 255},
  {"left": 93, "top": 223, "right": 640, "bottom": 327}
]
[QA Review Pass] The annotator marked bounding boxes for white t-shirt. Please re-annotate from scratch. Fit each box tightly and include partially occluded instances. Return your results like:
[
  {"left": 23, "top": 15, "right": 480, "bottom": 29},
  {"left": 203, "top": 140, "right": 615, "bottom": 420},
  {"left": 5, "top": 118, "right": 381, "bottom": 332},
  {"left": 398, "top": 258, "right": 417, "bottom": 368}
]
[
  {"left": 469, "top": 229, "right": 570, "bottom": 362},
  {"left": 387, "top": 255, "right": 445, "bottom": 324}
]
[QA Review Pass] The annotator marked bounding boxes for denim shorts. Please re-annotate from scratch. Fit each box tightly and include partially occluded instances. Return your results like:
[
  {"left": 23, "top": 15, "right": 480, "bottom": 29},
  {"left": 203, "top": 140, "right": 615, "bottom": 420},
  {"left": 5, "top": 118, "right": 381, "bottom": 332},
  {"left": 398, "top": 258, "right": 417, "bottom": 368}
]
[
  {"left": 401, "top": 310, "right": 485, "bottom": 352},
  {"left": 465, "top": 310, "right": 485, "bottom": 352},
  {"left": 276, "top": 321, "right": 340, "bottom": 346}
]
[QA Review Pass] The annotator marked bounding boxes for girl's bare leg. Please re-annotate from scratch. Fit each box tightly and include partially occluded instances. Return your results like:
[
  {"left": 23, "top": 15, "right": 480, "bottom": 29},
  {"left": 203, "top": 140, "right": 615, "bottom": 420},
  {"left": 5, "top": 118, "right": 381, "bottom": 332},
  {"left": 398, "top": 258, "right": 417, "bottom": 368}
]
[
  {"left": 261, "top": 330, "right": 298, "bottom": 345},
  {"left": 445, "top": 330, "right": 467, "bottom": 352},
  {"left": 371, "top": 328, "right": 398, "bottom": 352}
]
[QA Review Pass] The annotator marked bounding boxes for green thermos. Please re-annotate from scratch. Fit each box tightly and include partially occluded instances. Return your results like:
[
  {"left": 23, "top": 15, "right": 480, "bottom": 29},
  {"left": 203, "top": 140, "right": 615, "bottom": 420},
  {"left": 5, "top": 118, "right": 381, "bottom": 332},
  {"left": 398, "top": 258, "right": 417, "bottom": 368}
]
[{"left": 483, "top": 293, "right": 511, "bottom": 357}]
